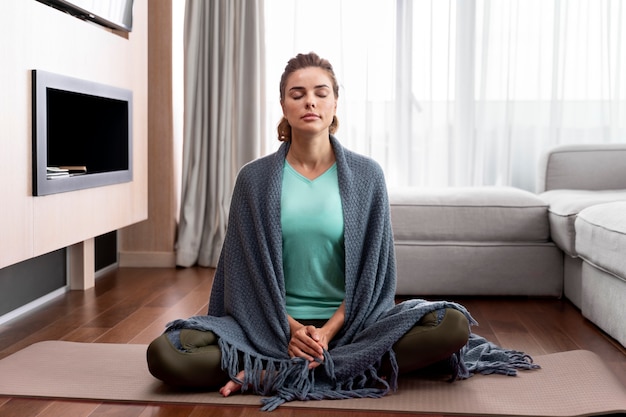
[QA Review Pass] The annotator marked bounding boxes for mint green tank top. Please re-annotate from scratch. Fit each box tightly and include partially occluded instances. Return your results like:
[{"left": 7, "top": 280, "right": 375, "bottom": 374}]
[{"left": 281, "top": 161, "right": 345, "bottom": 320}]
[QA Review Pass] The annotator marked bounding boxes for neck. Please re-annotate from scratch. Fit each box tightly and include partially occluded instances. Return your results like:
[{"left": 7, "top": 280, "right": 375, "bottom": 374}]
[{"left": 286, "top": 134, "right": 335, "bottom": 179}]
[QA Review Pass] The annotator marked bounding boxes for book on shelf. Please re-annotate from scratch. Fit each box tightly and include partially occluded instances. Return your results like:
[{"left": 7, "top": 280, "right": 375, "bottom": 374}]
[
  {"left": 46, "top": 165, "right": 87, "bottom": 179},
  {"left": 47, "top": 167, "right": 69, "bottom": 179},
  {"left": 59, "top": 165, "right": 87, "bottom": 173}
]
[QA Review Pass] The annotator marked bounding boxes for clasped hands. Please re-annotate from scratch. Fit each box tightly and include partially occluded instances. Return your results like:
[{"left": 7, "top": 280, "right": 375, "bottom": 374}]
[
  {"left": 220, "top": 303, "right": 345, "bottom": 398},
  {"left": 288, "top": 323, "right": 329, "bottom": 369},
  {"left": 219, "top": 322, "right": 329, "bottom": 397}
]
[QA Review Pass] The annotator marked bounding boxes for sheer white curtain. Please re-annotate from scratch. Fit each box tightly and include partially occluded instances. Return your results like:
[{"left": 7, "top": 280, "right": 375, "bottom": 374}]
[
  {"left": 264, "top": 0, "right": 626, "bottom": 191},
  {"left": 473, "top": 0, "right": 626, "bottom": 190}
]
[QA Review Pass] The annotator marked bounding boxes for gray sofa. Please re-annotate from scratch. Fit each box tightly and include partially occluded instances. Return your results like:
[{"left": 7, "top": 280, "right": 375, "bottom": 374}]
[
  {"left": 537, "top": 144, "right": 626, "bottom": 346},
  {"left": 389, "top": 143, "right": 626, "bottom": 347},
  {"left": 389, "top": 186, "right": 563, "bottom": 297}
]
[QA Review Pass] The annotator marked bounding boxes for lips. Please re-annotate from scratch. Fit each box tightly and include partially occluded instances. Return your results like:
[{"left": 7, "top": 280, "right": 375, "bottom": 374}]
[{"left": 301, "top": 113, "right": 319, "bottom": 121}]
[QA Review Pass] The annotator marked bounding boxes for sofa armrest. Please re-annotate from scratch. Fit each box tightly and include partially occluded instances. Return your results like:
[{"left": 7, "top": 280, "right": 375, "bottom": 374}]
[{"left": 537, "top": 144, "right": 626, "bottom": 193}]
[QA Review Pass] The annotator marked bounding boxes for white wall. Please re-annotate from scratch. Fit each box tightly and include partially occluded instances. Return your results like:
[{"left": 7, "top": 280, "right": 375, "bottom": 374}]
[{"left": 0, "top": 0, "right": 148, "bottom": 270}]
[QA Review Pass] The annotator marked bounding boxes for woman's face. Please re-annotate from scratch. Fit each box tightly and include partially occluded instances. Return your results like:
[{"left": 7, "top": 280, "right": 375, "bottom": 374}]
[{"left": 281, "top": 67, "right": 337, "bottom": 138}]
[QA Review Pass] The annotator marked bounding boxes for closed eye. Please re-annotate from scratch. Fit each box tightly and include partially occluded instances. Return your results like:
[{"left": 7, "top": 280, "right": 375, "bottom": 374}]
[{"left": 288, "top": 85, "right": 331, "bottom": 100}]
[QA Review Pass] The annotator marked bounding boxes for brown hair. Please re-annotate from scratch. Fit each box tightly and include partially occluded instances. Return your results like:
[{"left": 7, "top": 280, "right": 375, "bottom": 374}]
[{"left": 277, "top": 52, "right": 340, "bottom": 141}]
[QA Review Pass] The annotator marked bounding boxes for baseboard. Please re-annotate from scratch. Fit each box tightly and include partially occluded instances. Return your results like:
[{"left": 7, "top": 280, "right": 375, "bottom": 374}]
[
  {"left": 0, "top": 286, "right": 68, "bottom": 326},
  {"left": 95, "top": 262, "right": 119, "bottom": 279},
  {"left": 118, "top": 251, "right": 176, "bottom": 268}
]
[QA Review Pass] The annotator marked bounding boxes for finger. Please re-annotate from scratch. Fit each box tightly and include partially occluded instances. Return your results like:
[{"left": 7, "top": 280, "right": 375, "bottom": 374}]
[
  {"left": 306, "top": 325, "right": 321, "bottom": 342},
  {"left": 297, "top": 330, "right": 325, "bottom": 355},
  {"left": 289, "top": 346, "right": 324, "bottom": 370},
  {"left": 289, "top": 343, "right": 315, "bottom": 361},
  {"left": 291, "top": 337, "right": 323, "bottom": 359}
]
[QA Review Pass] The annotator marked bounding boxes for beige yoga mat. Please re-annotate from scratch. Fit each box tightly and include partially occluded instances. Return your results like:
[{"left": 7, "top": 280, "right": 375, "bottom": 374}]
[{"left": 0, "top": 341, "right": 624, "bottom": 416}]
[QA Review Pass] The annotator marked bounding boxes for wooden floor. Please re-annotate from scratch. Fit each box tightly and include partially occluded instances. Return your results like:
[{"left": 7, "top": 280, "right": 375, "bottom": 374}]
[{"left": 0, "top": 266, "right": 624, "bottom": 417}]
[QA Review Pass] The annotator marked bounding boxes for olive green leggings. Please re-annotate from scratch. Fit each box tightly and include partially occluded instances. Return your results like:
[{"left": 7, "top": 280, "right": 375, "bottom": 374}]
[{"left": 146, "top": 308, "right": 469, "bottom": 388}]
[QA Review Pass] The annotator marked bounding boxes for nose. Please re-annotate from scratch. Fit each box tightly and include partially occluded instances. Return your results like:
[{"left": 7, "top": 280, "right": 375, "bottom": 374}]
[{"left": 305, "top": 93, "right": 316, "bottom": 109}]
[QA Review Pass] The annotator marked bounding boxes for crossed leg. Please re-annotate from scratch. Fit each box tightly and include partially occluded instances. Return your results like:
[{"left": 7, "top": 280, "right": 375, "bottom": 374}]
[{"left": 146, "top": 308, "right": 469, "bottom": 395}]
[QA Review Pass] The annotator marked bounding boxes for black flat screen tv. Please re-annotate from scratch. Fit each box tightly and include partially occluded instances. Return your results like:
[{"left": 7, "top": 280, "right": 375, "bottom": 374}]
[
  {"left": 32, "top": 70, "right": 133, "bottom": 196},
  {"left": 35, "top": 0, "right": 134, "bottom": 32}
]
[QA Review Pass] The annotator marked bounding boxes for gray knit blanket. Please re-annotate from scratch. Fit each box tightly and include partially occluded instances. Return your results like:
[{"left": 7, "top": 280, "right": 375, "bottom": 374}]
[{"left": 165, "top": 136, "right": 539, "bottom": 411}]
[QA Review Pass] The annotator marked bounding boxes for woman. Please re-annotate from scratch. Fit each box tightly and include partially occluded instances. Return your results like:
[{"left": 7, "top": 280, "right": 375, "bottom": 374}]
[{"left": 147, "top": 52, "right": 535, "bottom": 410}]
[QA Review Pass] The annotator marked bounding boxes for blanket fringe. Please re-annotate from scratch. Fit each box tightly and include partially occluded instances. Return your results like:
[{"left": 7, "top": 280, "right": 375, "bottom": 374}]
[
  {"left": 260, "top": 354, "right": 394, "bottom": 411},
  {"left": 460, "top": 334, "right": 540, "bottom": 378}
]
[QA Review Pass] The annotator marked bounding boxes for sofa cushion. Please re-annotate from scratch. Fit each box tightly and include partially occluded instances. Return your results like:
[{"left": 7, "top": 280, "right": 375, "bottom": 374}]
[
  {"left": 539, "top": 190, "right": 626, "bottom": 256},
  {"left": 576, "top": 201, "right": 626, "bottom": 281},
  {"left": 537, "top": 144, "right": 626, "bottom": 192},
  {"left": 389, "top": 186, "right": 549, "bottom": 242}
]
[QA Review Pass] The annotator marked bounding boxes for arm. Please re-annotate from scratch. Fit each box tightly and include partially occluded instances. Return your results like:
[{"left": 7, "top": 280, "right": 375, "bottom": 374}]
[{"left": 318, "top": 301, "right": 345, "bottom": 345}]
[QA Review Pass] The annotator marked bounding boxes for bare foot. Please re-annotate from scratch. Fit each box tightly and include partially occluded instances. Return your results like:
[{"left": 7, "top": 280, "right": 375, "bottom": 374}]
[{"left": 219, "top": 370, "right": 244, "bottom": 397}]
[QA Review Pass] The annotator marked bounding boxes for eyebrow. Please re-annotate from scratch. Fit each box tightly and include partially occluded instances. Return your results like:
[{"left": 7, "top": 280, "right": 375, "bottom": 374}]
[{"left": 289, "top": 84, "right": 331, "bottom": 92}]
